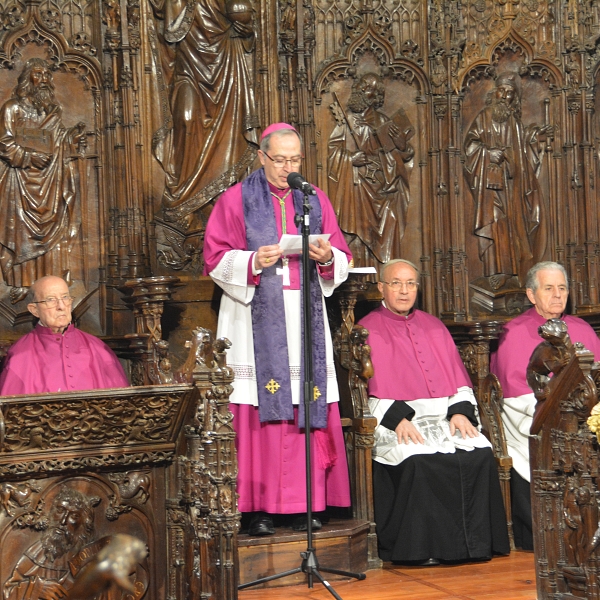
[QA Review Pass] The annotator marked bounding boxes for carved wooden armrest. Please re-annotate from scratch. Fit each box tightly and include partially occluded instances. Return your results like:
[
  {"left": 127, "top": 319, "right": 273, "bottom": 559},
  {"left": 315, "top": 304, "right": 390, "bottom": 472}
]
[
  {"left": 479, "top": 371, "right": 515, "bottom": 549},
  {"left": 478, "top": 372, "right": 510, "bottom": 462},
  {"left": 526, "top": 318, "right": 575, "bottom": 404},
  {"left": 348, "top": 324, "right": 374, "bottom": 420}
]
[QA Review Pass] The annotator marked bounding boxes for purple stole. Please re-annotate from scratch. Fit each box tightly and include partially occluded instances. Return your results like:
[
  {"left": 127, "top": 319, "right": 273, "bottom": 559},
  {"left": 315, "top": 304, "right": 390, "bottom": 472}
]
[{"left": 242, "top": 168, "right": 328, "bottom": 429}]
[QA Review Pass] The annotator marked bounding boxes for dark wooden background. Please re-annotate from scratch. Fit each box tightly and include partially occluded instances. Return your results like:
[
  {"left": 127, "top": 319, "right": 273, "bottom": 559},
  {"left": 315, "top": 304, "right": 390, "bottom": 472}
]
[{"left": 0, "top": 0, "right": 597, "bottom": 354}]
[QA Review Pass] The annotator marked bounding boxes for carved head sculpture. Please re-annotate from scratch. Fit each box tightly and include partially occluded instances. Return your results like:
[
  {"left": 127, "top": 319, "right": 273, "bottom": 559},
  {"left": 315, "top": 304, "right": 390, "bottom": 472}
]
[
  {"left": 486, "top": 71, "right": 522, "bottom": 121},
  {"left": 538, "top": 318, "right": 569, "bottom": 346},
  {"left": 14, "top": 58, "right": 57, "bottom": 115},
  {"left": 347, "top": 72, "right": 385, "bottom": 113},
  {"left": 41, "top": 487, "right": 97, "bottom": 563},
  {"left": 495, "top": 71, "right": 522, "bottom": 98}
]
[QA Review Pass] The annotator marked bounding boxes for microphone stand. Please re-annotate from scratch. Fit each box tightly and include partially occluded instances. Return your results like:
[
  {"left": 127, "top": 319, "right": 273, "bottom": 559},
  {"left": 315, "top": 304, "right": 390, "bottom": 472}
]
[{"left": 238, "top": 188, "right": 366, "bottom": 597}]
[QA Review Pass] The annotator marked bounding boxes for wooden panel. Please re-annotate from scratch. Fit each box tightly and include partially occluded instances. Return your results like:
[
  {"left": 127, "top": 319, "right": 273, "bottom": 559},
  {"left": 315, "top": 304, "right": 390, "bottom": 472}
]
[{"left": 239, "top": 518, "right": 369, "bottom": 588}]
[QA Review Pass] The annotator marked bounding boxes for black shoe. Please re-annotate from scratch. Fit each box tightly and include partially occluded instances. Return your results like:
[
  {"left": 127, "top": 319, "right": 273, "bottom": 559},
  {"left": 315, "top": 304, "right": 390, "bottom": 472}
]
[
  {"left": 248, "top": 512, "right": 275, "bottom": 536},
  {"left": 419, "top": 558, "right": 440, "bottom": 566},
  {"left": 291, "top": 515, "right": 322, "bottom": 531}
]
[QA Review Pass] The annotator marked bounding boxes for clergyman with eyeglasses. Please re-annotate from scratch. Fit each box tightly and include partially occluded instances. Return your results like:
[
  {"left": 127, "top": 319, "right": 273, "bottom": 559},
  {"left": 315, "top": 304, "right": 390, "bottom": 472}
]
[
  {"left": 490, "top": 261, "right": 600, "bottom": 551},
  {"left": 357, "top": 259, "right": 510, "bottom": 564},
  {"left": 203, "top": 123, "right": 353, "bottom": 536},
  {"left": 0, "top": 275, "right": 128, "bottom": 395}
]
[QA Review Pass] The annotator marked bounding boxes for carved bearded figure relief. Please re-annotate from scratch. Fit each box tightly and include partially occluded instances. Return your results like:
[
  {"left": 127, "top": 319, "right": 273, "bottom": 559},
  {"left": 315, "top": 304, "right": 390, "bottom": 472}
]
[
  {"left": 3, "top": 486, "right": 149, "bottom": 600},
  {"left": 0, "top": 58, "right": 87, "bottom": 304},
  {"left": 464, "top": 72, "right": 552, "bottom": 293}
]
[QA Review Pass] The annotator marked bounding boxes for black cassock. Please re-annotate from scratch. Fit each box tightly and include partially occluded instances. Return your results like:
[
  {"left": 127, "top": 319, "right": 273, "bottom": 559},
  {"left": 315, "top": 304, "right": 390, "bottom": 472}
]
[
  {"left": 373, "top": 447, "right": 511, "bottom": 563},
  {"left": 509, "top": 467, "right": 533, "bottom": 551}
]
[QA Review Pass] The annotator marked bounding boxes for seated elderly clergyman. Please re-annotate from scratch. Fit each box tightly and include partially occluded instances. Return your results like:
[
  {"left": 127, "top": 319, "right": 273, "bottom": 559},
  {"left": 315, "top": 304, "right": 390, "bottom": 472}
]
[
  {"left": 0, "top": 275, "right": 129, "bottom": 394},
  {"left": 358, "top": 259, "right": 510, "bottom": 564},
  {"left": 491, "top": 261, "right": 600, "bottom": 550}
]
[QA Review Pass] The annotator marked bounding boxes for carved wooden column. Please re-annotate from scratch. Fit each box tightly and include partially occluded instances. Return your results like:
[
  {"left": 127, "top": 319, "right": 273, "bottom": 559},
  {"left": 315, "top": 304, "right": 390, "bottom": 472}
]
[
  {"left": 118, "top": 276, "right": 181, "bottom": 385},
  {"left": 163, "top": 328, "right": 241, "bottom": 599},
  {"left": 177, "top": 330, "right": 239, "bottom": 599},
  {"left": 450, "top": 320, "right": 504, "bottom": 394},
  {"left": 560, "top": 1, "right": 600, "bottom": 312},
  {"left": 205, "top": 338, "right": 238, "bottom": 598},
  {"left": 429, "top": 0, "right": 469, "bottom": 321},
  {"left": 103, "top": 0, "right": 152, "bottom": 337}
]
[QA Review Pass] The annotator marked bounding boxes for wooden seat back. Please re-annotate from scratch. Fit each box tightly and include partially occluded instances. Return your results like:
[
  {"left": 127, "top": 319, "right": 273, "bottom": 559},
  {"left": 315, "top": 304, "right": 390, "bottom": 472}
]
[{"left": 527, "top": 320, "right": 600, "bottom": 599}]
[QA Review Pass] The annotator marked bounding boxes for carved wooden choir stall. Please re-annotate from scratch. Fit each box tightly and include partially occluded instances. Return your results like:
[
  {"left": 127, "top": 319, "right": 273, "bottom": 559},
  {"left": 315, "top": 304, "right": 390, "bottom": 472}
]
[{"left": 0, "top": 279, "right": 240, "bottom": 600}]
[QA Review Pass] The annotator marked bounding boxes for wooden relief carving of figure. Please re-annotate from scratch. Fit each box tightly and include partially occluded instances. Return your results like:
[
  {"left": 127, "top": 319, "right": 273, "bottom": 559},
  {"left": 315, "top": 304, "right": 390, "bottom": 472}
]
[
  {"left": 0, "top": 58, "right": 87, "bottom": 304},
  {"left": 3, "top": 487, "right": 148, "bottom": 599},
  {"left": 328, "top": 73, "right": 414, "bottom": 267},
  {"left": 4, "top": 487, "right": 98, "bottom": 600},
  {"left": 563, "top": 478, "right": 591, "bottom": 569},
  {"left": 154, "top": 0, "right": 259, "bottom": 224},
  {"left": 464, "top": 72, "right": 552, "bottom": 290}
]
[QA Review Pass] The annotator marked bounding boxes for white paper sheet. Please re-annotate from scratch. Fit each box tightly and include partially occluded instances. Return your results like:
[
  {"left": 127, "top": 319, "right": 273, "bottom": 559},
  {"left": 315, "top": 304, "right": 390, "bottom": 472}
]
[{"left": 279, "top": 233, "right": 331, "bottom": 256}]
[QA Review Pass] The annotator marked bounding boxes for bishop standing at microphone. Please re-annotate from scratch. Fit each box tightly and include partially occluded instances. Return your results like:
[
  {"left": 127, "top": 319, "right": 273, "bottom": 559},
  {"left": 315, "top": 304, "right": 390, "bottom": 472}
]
[{"left": 203, "top": 123, "right": 353, "bottom": 536}]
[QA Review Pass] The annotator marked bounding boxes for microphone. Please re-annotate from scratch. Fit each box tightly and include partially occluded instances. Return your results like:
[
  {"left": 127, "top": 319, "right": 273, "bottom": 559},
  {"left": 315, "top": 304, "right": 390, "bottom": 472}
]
[{"left": 287, "top": 172, "right": 316, "bottom": 195}]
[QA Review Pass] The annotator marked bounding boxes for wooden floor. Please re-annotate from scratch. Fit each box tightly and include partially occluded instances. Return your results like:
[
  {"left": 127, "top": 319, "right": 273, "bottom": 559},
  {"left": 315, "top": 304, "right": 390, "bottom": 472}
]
[{"left": 239, "top": 550, "right": 537, "bottom": 599}]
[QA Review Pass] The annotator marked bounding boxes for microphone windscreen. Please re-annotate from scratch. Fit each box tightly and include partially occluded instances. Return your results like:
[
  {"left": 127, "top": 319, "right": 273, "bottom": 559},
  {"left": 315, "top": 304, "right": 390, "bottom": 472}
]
[{"left": 287, "top": 172, "right": 304, "bottom": 190}]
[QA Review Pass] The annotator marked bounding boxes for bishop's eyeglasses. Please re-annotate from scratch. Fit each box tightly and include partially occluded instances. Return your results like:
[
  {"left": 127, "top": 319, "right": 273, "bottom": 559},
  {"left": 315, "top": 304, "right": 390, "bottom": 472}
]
[
  {"left": 263, "top": 152, "right": 303, "bottom": 168},
  {"left": 381, "top": 280, "right": 419, "bottom": 292}
]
